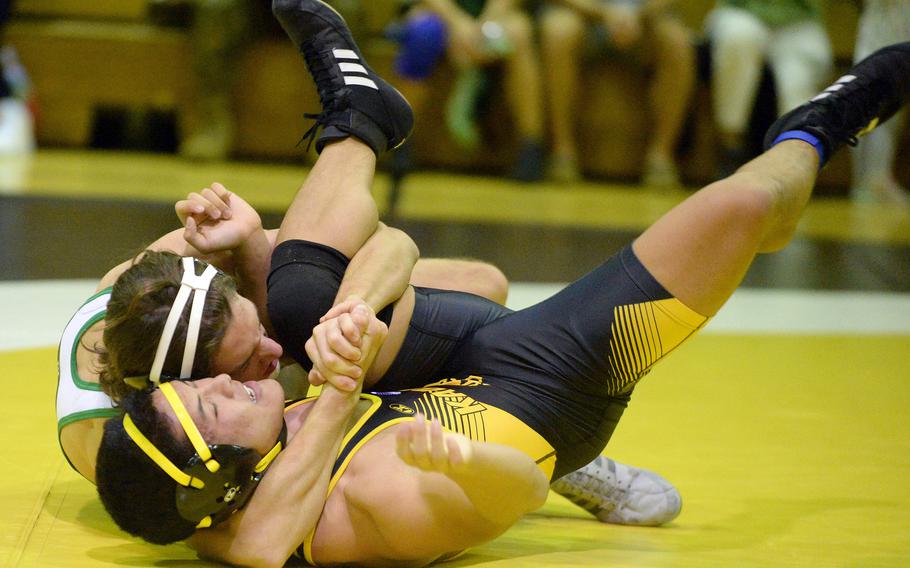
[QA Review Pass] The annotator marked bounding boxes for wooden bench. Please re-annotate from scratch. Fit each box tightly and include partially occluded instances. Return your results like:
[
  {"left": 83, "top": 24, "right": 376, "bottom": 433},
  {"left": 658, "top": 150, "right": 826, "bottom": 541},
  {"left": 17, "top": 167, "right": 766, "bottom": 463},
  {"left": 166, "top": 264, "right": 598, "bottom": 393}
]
[{"left": 8, "top": 20, "right": 193, "bottom": 148}]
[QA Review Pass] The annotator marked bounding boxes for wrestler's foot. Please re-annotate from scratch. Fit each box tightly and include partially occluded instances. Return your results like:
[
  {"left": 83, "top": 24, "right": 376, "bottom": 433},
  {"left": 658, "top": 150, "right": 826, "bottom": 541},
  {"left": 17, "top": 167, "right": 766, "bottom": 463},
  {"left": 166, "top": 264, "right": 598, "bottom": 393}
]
[
  {"left": 550, "top": 455, "right": 681, "bottom": 526},
  {"left": 764, "top": 41, "right": 910, "bottom": 166},
  {"left": 272, "top": 0, "right": 414, "bottom": 154}
]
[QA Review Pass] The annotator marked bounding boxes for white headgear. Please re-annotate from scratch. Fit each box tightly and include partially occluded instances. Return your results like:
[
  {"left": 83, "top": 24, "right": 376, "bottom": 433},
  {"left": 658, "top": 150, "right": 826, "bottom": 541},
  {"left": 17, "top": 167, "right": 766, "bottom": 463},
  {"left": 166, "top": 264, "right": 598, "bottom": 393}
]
[{"left": 148, "top": 257, "right": 219, "bottom": 385}]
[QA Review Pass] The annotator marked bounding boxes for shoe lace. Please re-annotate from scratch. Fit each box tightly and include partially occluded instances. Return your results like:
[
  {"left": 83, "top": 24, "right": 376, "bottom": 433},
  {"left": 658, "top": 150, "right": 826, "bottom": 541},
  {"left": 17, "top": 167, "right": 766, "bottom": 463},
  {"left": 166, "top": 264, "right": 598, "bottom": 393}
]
[
  {"left": 553, "top": 457, "right": 627, "bottom": 513},
  {"left": 297, "top": 38, "right": 350, "bottom": 151}
]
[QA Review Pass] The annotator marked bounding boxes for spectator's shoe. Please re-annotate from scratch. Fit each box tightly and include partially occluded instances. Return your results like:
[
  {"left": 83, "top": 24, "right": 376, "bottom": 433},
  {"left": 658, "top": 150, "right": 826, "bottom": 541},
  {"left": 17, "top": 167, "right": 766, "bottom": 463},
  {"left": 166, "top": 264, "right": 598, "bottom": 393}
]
[
  {"left": 272, "top": 0, "right": 413, "bottom": 155},
  {"left": 642, "top": 152, "right": 681, "bottom": 190},
  {"left": 179, "top": 93, "right": 234, "bottom": 161},
  {"left": 764, "top": 42, "right": 910, "bottom": 166},
  {"left": 851, "top": 177, "right": 910, "bottom": 206},
  {"left": 509, "top": 139, "right": 545, "bottom": 183},
  {"left": 550, "top": 456, "right": 682, "bottom": 526},
  {"left": 0, "top": 97, "right": 35, "bottom": 155},
  {"left": 547, "top": 152, "right": 581, "bottom": 184}
]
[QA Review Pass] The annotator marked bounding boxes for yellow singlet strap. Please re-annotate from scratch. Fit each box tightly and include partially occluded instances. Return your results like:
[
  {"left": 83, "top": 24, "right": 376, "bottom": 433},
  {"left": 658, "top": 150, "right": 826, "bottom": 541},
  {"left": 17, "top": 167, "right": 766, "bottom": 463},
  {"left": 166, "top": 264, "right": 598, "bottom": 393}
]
[
  {"left": 254, "top": 440, "right": 283, "bottom": 473},
  {"left": 123, "top": 414, "right": 204, "bottom": 489},
  {"left": 160, "top": 382, "right": 220, "bottom": 473}
]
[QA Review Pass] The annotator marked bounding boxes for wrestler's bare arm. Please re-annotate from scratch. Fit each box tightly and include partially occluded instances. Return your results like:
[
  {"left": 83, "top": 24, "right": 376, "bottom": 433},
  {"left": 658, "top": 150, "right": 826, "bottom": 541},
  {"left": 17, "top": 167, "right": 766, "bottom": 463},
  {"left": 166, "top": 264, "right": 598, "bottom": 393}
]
[
  {"left": 171, "top": 186, "right": 508, "bottom": 391},
  {"left": 188, "top": 384, "right": 358, "bottom": 567},
  {"left": 95, "top": 229, "right": 208, "bottom": 291},
  {"left": 395, "top": 415, "right": 549, "bottom": 528},
  {"left": 190, "top": 304, "right": 387, "bottom": 567},
  {"left": 175, "top": 184, "right": 273, "bottom": 328},
  {"left": 333, "top": 223, "right": 419, "bottom": 311},
  {"left": 297, "top": 223, "right": 420, "bottom": 390},
  {"left": 320, "top": 418, "right": 549, "bottom": 565}
]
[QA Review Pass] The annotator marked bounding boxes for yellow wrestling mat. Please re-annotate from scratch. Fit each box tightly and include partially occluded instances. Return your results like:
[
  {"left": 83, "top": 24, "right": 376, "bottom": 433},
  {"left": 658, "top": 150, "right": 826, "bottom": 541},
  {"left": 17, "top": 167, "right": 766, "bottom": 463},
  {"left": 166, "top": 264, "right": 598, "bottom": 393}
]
[{"left": 3, "top": 333, "right": 909, "bottom": 567}]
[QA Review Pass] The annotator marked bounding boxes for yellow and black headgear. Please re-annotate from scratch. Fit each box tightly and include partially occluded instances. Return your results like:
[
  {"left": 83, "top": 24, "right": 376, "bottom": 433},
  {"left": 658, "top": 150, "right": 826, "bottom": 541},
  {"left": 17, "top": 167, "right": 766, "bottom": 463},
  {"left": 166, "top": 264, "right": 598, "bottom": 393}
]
[{"left": 123, "top": 381, "right": 285, "bottom": 528}]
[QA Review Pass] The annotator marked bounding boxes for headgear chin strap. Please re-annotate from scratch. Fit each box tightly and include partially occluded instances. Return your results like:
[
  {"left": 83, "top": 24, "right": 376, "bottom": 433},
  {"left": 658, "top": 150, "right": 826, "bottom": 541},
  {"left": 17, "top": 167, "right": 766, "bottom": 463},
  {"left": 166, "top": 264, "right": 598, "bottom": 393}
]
[
  {"left": 123, "top": 382, "right": 285, "bottom": 529},
  {"left": 149, "top": 257, "right": 219, "bottom": 386}
]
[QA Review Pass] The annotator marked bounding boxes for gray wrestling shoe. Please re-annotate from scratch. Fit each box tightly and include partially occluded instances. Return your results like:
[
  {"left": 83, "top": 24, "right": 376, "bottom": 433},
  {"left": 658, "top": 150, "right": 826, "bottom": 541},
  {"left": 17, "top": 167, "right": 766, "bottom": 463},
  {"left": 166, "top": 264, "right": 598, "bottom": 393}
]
[
  {"left": 550, "top": 455, "right": 682, "bottom": 526},
  {"left": 272, "top": 0, "right": 414, "bottom": 155}
]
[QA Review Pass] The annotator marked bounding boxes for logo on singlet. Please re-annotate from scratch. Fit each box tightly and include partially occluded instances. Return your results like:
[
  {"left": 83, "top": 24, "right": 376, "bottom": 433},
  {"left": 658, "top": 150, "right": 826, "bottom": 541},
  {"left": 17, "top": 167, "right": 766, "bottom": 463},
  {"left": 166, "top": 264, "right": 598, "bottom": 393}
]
[
  {"left": 389, "top": 403, "right": 415, "bottom": 415},
  {"left": 423, "top": 375, "right": 486, "bottom": 388},
  {"left": 224, "top": 485, "right": 242, "bottom": 503}
]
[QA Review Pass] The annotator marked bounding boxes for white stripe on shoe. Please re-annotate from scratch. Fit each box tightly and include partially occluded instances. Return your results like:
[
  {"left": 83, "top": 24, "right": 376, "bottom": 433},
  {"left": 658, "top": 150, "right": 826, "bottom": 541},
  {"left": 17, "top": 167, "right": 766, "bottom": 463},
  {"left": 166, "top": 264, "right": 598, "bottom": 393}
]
[
  {"left": 811, "top": 75, "right": 857, "bottom": 101},
  {"left": 343, "top": 76, "right": 378, "bottom": 89},
  {"left": 339, "top": 62, "right": 368, "bottom": 74},
  {"left": 332, "top": 49, "right": 378, "bottom": 89},
  {"left": 332, "top": 48, "right": 358, "bottom": 60}
]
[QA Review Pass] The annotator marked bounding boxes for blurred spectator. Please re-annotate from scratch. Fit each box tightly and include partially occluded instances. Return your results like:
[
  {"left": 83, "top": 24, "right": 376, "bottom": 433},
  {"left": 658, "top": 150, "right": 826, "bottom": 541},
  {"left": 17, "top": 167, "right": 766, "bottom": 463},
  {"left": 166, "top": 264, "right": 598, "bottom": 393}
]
[
  {"left": 0, "top": 0, "right": 35, "bottom": 155},
  {"left": 149, "top": 0, "right": 266, "bottom": 161},
  {"left": 389, "top": 0, "right": 546, "bottom": 182},
  {"left": 539, "top": 0, "right": 695, "bottom": 187},
  {"left": 850, "top": 0, "right": 909, "bottom": 205},
  {"left": 706, "top": 0, "right": 832, "bottom": 177}
]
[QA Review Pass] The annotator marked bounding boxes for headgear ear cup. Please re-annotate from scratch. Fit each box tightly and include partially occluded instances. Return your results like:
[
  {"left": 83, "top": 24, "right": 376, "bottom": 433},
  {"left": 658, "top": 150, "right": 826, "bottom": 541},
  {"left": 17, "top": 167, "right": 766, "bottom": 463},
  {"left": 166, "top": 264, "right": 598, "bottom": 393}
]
[{"left": 175, "top": 445, "right": 261, "bottom": 525}]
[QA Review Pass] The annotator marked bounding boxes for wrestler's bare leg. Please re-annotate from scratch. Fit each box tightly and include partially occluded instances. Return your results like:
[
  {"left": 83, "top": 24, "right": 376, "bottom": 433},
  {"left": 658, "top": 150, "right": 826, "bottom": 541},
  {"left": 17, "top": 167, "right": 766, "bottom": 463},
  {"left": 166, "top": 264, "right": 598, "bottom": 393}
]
[{"left": 636, "top": 42, "right": 910, "bottom": 317}]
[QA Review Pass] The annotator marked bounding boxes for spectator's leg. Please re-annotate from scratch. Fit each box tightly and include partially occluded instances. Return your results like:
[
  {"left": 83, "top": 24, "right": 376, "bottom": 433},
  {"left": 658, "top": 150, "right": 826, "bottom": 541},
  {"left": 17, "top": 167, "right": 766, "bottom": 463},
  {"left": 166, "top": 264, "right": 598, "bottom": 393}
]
[
  {"left": 539, "top": 6, "right": 586, "bottom": 182},
  {"left": 498, "top": 9, "right": 545, "bottom": 182},
  {"left": 766, "top": 20, "right": 832, "bottom": 116},
  {"left": 641, "top": 13, "right": 695, "bottom": 187},
  {"left": 0, "top": 0, "right": 9, "bottom": 100},
  {"left": 180, "top": 0, "right": 250, "bottom": 160},
  {"left": 0, "top": 0, "right": 35, "bottom": 156},
  {"left": 851, "top": 112, "right": 908, "bottom": 204},
  {"left": 387, "top": 9, "right": 448, "bottom": 198},
  {"left": 850, "top": 2, "right": 910, "bottom": 204},
  {"left": 0, "top": 0, "right": 12, "bottom": 100},
  {"left": 499, "top": 10, "right": 544, "bottom": 147},
  {"left": 708, "top": 6, "right": 770, "bottom": 173}
]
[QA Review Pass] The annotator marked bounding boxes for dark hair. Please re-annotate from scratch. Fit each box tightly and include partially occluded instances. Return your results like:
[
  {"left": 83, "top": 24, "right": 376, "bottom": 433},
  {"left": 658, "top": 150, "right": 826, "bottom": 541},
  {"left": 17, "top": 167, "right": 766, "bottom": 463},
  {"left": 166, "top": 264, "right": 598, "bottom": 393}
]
[
  {"left": 97, "top": 250, "right": 238, "bottom": 401},
  {"left": 96, "top": 388, "right": 196, "bottom": 544}
]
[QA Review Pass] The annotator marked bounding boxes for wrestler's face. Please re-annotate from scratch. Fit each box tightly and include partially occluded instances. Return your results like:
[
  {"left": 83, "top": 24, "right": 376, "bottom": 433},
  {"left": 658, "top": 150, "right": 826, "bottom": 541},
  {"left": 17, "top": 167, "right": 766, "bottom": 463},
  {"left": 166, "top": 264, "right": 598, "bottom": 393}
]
[
  {"left": 211, "top": 294, "right": 283, "bottom": 382},
  {"left": 158, "top": 375, "right": 285, "bottom": 455}
]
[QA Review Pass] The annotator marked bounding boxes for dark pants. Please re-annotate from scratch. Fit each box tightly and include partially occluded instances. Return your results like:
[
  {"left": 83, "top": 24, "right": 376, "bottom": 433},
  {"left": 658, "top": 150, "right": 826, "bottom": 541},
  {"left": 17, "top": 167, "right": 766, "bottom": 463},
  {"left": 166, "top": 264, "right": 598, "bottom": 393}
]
[{"left": 0, "top": 0, "right": 13, "bottom": 99}]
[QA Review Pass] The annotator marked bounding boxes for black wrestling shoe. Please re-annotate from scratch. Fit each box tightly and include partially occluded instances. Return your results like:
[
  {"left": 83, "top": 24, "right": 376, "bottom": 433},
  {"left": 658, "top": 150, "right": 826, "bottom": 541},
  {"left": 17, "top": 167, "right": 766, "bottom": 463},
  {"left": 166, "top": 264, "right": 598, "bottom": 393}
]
[
  {"left": 763, "top": 41, "right": 910, "bottom": 165},
  {"left": 272, "top": 0, "right": 414, "bottom": 154}
]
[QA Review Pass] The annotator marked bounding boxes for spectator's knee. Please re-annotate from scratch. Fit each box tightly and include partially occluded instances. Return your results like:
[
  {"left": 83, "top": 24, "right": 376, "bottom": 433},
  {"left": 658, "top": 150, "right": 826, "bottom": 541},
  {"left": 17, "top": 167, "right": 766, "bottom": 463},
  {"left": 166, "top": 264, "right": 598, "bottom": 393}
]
[
  {"left": 709, "top": 7, "right": 767, "bottom": 54},
  {"left": 652, "top": 17, "right": 693, "bottom": 55},
  {"left": 539, "top": 8, "right": 585, "bottom": 47},
  {"left": 500, "top": 11, "right": 534, "bottom": 48}
]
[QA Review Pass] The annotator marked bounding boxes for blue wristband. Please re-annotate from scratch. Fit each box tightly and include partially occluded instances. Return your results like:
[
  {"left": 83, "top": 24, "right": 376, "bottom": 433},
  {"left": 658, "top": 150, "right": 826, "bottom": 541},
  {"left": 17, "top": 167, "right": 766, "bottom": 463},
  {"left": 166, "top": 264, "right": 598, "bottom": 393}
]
[{"left": 770, "top": 130, "right": 826, "bottom": 166}]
